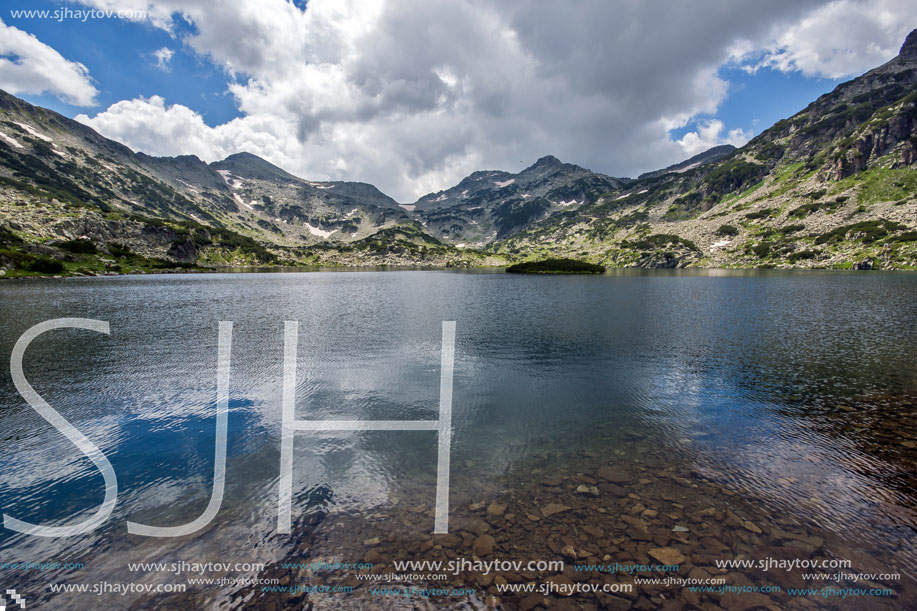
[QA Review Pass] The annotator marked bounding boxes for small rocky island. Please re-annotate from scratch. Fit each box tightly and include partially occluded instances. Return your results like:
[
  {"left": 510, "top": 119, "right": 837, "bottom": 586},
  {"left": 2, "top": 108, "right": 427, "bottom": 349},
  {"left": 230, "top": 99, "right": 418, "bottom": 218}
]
[{"left": 505, "top": 258, "right": 606, "bottom": 274}]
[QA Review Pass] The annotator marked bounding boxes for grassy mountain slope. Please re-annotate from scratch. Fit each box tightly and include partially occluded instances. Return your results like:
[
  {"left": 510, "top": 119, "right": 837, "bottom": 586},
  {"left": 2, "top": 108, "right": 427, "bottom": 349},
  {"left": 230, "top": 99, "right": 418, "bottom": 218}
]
[
  {"left": 0, "top": 92, "right": 494, "bottom": 276},
  {"left": 488, "top": 32, "right": 917, "bottom": 270},
  {"left": 0, "top": 30, "right": 915, "bottom": 276}
]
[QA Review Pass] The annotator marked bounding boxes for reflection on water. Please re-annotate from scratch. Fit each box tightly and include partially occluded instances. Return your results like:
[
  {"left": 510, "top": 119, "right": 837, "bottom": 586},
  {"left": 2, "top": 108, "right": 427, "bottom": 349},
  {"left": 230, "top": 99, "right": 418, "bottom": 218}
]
[{"left": 0, "top": 269, "right": 914, "bottom": 609}]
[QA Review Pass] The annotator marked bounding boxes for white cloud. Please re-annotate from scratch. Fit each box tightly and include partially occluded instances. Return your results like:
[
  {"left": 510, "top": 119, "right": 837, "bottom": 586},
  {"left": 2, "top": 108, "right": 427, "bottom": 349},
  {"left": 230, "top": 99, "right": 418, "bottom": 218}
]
[
  {"left": 152, "top": 47, "right": 174, "bottom": 71},
  {"left": 0, "top": 18, "right": 98, "bottom": 106},
  {"left": 67, "top": 0, "right": 912, "bottom": 200},
  {"left": 733, "top": 0, "right": 914, "bottom": 78},
  {"left": 75, "top": 95, "right": 300, "bottom": 166},
  {"left": 674, "top": 120, "right": 751, "bottom": 157},
  {"left": 76, "top": 96, "right": 234, "bottom": 160}
]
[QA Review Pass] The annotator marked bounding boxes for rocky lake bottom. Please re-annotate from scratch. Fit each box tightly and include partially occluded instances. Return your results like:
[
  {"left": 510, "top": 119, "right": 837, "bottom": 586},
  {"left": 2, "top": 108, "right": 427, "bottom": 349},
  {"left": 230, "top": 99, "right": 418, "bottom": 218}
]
[
  {"left": 133, "top": 393, "right": 916, "bottom": 611},
  {"left": 1, "top": 270, "right": 914, "bottom": 610}
]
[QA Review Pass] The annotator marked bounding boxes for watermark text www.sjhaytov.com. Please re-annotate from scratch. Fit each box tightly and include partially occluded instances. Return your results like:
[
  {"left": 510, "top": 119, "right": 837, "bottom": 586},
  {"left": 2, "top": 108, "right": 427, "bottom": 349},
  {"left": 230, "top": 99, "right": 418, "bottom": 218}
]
[{"left": 9, "top": 7, "right": 147, "bottom": 22}]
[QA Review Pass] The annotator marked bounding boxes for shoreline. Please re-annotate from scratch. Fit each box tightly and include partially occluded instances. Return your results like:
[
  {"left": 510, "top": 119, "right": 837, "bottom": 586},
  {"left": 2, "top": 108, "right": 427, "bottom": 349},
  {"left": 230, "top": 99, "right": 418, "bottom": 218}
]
[
  {"left": 134, "top": 401, "right": 917, "bottom": 610},
  {"left": 2, "top": 263, "right": 917, "bottom": 281}
]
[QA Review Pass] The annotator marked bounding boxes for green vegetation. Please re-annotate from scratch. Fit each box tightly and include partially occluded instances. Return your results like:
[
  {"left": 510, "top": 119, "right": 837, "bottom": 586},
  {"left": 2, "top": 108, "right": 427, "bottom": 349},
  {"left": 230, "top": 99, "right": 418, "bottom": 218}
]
[
  {"left": 615, "top": 209, "right": 649, "bottom": 226},
  {"left": 621, "top": 233, "right": 699, "bottom": 252},
  {"left": 748, "top": 242, "right": 771, "bottom": 258},
  {"left": 356, "top": 224, "right": 442, "bottom": 247},
  {"left": 754, "top": 143, "right": 785, "bottom": 162},
  {"left": 0, "top": 247, "right": 64, "bottom": 275},
  {"left": 833, "top": 167, "right": 917, "bottom": 205},
  {"left": 663, "top": 191, "right": 708, "bottom": 220},
  {"left": 0, "top": 147, "right": 110, "bottom": 211},
  {"left": 774, "top": 162, "right": 806, "bottom": 184},
  {"left": 814, "top": 219, "right": 908, "bottom": 245},
  {"left": 31, "top": 140, "right": 53, "bottom": 157},
  {"left": 788, "top": 250, "right": 818, "bottom": 262},
  {"left": 127, "top": 214, "right": 275, "bottom": 263},
  {"left": 704, "top": 160, "right": 766, "bottom": 195},
  {"left": 0, "top": 69, "right": 914, "bottom": 274},
  {"left": 744, "top": 208, "right": 775, "bottom": 220},
  {"left": 506, "top": 258, "right": 605, "bottom": 274},
  {"left": 24, "top": 256, "right": 64, "bottom": 274},
  {"left": 788, "top": 198, "right": 844, "bottom": 218},
  {"left": 734, "top": 179, "right": 766, "bottom": 202},
  {"left": 59, "top": 238, "right": 97, "bottom": 254},
  {"left": 106, "top": 242, "right": 133, "bottom": 257},
  {"left": 0, "top": 237, "right": 205, "bottom": 277},
  {"left": 0, "top": 225, "right": 23, "bottom": 245},
  {"left": 315, "top": 224, "right": 485, "bottom": 264}
]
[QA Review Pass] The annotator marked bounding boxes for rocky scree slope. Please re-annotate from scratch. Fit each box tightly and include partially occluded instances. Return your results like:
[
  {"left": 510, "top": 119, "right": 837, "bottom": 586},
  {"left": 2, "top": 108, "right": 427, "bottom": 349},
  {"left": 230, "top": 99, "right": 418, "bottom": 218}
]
[
  {"left": 1, "top": 30, "right": 916, "bottom": 275},
  {"left": 486, "top": 30, "right": 917, "bottom": 270},
  {"left": 0, "top": 93, "right": 495, "bottom": 276}
]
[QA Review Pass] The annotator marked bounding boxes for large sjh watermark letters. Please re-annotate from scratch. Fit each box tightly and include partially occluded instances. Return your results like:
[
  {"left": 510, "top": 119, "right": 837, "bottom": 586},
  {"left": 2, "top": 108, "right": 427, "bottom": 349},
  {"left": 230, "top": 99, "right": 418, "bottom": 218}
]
[
  {"left": 4, "top": 319, "right": 456, "bottom": 537},
  {"left": 278, "top": 321, "right": 455, "bottom": 534}
]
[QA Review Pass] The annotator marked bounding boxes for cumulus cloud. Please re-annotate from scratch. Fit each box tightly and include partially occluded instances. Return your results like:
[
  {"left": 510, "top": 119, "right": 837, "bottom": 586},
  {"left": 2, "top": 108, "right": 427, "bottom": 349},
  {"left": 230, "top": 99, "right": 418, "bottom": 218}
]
[
  {"left": 0, "top": 18, "right": 98, "bottom": 106},
  {"left": 675, "top": 120, "right": 751, "bottom": 157},
  {"left": 68, "top": 0, "right": 913, "bottom": 200},
  {"left": 733, "top": 0, "right": 914, "bottom": 78},
  {"left": 152, "top": 47, "right": 174, "bottom": 71},
  {"left": 75, "top": 95, "right": 304, "bottom": 169}
]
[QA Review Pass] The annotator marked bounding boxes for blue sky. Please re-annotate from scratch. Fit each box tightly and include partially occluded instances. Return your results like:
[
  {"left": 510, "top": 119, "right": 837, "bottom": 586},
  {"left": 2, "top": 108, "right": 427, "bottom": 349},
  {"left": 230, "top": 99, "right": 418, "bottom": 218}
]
[
  {"left": 4, "top": 1, "right": 242, "bottom": 125},
  {"left": 0, "top": 0, "right": 911, "bottom": 200},
  {"left": 668, "top": 66, "right": 843, "bottom": 143}
]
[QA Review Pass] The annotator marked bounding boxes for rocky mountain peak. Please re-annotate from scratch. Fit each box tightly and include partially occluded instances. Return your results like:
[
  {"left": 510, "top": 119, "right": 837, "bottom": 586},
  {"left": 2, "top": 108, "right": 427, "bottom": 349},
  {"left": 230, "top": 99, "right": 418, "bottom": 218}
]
[
  {"left": 210, "top": 152, "right": 296, "bottom": 181},
  {"left": 900, "top": 29, "right": 917, "bottom": 59},
  {"left": 531, "top": 155, "right": 562, "bottom": 169}
]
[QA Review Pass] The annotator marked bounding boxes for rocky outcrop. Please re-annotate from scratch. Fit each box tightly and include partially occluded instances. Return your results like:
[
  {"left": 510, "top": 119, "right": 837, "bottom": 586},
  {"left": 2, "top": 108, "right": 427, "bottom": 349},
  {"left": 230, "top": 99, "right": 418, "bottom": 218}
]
[
  {"left": 900, "top": 28, "right": 917, "bottom": 59},
  {"left": 831, "top": 97, "right": 917, "bottom": 179},
  {"left": 1, "top": 30, "right": 916, "bottom": 275},
  {"left": 167, "top": 237, "right": 200, "bottom": 263}
]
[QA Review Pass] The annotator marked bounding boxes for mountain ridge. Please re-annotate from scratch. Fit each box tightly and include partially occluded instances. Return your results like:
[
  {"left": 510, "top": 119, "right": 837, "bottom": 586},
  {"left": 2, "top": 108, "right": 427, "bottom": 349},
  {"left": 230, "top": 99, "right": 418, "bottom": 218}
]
[
  {"left": 637, "top": 144, "right": 736, "bottom": 180},
  {"left": 0, "top": 29, "right": 915, "bottom": 275}
]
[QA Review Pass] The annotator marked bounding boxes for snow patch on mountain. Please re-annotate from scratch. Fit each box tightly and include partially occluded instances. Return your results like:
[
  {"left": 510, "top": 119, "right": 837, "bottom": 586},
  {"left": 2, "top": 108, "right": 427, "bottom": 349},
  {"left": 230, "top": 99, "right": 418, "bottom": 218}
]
[
  {"left": 673, "top": 162, "right": 702, "bottom": 173},
  {"left": 232, "top": 193, "right": 253, "bottom": 209},
  {"left": 616, "top": 188, "right": 648, "bottom": 200},
  {"left": 216, "top": 169, "right": 243, "bottom": 189},
  {"left": 14, "top": 122, "right": 52, "bottom": 142},
  {"left": 304, "top": 223, "right": 336, "bottom": 238},
  {"left": 0, "top": 132, "right": 22, "bottom": 148}
]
